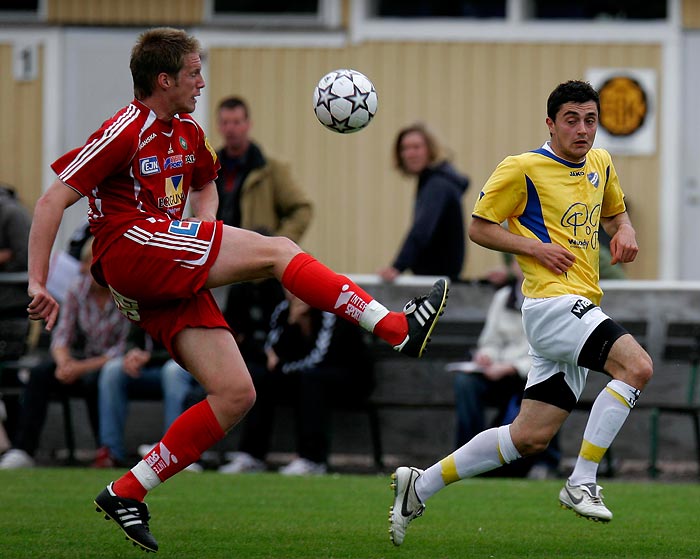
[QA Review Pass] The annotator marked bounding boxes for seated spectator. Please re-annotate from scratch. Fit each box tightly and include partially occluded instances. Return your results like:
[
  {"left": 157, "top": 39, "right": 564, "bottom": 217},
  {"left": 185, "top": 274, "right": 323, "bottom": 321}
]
[
  {"left": 451, "top": 264, "right": 559, "bottom": 478},
  {"left": 0, "top": 237, "right": 130, "bottom": 469},
  {"left": 94, "top": 324, "right": 196, "bottom": 467},
  {"left": 218, "top": 289, "right": 375, "bottom": 475}
]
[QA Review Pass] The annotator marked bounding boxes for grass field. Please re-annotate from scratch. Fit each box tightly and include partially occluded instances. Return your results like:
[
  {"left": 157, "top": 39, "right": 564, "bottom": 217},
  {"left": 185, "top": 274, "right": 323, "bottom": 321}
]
[{"left": 2, "top": 469, "right": 699, "bottom": 558}]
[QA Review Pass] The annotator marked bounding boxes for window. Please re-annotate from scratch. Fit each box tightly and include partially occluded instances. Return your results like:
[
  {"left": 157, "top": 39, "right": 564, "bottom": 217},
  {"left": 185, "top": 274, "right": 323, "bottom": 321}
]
[
  {"left": 213, "top": 0, "right": 319, "bottom": 15},
  {"left": 375, "top": 0, "right": 506, "bottom": 18},
  {"left": 0, "top": 0, "right": 42, "bottom": 21},
  {"left": 210, "top": 0, "right": 339, "bottom": 28},
  {"left": 530, "top": 0, "right": 667, "bottom": 20}
]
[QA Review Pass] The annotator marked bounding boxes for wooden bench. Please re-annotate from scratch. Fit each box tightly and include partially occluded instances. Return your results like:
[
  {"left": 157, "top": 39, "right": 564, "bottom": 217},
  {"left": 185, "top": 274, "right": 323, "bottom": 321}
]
[{"left": 646, "top": 322, "right": 700, "bottom": 478}]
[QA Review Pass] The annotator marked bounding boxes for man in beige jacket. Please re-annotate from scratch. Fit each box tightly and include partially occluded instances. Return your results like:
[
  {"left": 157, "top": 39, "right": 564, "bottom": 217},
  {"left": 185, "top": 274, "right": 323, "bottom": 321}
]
[{"left": 214, "top": 96, "right": 312, "bottom": 242}]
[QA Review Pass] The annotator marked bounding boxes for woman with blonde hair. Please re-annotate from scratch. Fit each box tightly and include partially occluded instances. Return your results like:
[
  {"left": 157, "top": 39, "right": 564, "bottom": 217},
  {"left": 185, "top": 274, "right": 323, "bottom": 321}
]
[{"left": 379, "top": 122, "right": 469, "bottom": 282}]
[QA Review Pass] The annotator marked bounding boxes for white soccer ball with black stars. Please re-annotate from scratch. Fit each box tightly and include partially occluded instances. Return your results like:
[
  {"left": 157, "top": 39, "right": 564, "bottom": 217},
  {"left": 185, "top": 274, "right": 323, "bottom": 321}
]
[{"left": 312, "top": 69, "right": 378, "bottom": 134}]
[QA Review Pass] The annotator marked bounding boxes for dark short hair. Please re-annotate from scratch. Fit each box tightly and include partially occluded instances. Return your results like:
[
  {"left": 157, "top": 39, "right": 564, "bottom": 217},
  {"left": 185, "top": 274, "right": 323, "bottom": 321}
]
[
  {"left": 393, "top": 122, "right": 448, "bottom": 175},
  {"left": 547, "top": 80, "right": 600, "bottom": 120},
  {"left": 217, "top": 96, "right": 250, "bottom": 119},
  {"left": 130, "top": 27, "right": 201, "bottom": 99}
]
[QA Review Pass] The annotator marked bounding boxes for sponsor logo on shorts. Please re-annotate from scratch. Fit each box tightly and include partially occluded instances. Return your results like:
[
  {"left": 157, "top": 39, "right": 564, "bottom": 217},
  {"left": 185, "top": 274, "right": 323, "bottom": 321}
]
[
  {"left": 570, "top": 298, "right": 596, "bottom": 319},
  {"left": 139, "top": 156, "right": 160, "bottom": 176},
  {"left": 168, "top": 220, "right": 201, "bottom": 237}
]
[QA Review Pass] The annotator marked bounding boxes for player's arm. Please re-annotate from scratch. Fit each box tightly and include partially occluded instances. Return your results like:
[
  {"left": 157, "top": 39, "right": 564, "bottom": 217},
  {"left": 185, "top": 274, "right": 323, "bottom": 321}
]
[
  {"left": 468, "top": 216, "right": 575, "bottom": 275},
  {"left": 27, "top": 180, "right": 82, "bottom": 330},
  {"left": 188, "top": 180, "right": 218, "bottom": 222},
  {"left": 601, "top": 212, "right": 638, "bottom": 265}
]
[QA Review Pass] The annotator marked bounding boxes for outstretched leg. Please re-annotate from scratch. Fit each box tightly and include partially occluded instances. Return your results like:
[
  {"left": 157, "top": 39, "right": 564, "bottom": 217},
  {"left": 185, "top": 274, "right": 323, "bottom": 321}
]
[{"left": 206, "top": 226, "right": 448, "bottom": 357}]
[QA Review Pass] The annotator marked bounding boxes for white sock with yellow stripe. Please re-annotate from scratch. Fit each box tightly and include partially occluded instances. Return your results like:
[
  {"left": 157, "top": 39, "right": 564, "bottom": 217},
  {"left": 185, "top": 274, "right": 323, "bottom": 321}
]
[
  {"left": 569, "top": 379, "right": 640, "bottom": 486},
  {"left": 414, "top": 426, "right": 521, "bottom": 502}
]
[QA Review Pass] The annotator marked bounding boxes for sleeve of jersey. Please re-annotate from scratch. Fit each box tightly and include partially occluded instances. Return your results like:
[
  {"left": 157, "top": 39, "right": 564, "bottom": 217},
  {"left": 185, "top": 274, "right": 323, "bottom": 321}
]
[
  {"left": 191, "top": 126, "right": 221, "bottom": 189},
  {"left": 601, "top": 155, "right": 627, "bottom": 218},
  {"left": 472, "top": 156, "right": 525, "bottom": 224},
  {"left": 51, "top": 121, "right": 136, "bottom": 197}
]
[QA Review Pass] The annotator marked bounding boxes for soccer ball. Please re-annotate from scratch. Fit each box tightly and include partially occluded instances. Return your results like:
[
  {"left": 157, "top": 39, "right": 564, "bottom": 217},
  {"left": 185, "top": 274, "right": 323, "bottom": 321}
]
[{"left": 312, "top": 69, "right": 378, "bottom": 133}]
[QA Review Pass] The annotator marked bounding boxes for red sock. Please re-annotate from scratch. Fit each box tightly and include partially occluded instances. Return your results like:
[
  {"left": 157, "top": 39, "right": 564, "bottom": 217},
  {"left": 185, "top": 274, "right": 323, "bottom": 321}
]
[
  {"left": 281, "top": 253, "right": 407, "bottom": 345},
  {"left": 113, "top": 400, "right": 225, "bottom": 501}
]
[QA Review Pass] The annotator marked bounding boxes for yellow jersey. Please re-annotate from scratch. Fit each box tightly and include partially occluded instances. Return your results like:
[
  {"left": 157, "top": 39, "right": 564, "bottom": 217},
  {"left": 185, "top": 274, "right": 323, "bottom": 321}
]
[{"left": 473, "top": 144, "right": 626, "bottom": 305}]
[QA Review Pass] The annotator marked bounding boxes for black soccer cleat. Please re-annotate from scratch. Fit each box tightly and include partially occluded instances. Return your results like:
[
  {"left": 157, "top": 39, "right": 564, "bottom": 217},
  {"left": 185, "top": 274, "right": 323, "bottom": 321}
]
[
  {"left": 393, "top": 278, "right": 449, "bottom": 358},
  {"left": 94, "top": 482, "right": 159, "bottom": 553}
]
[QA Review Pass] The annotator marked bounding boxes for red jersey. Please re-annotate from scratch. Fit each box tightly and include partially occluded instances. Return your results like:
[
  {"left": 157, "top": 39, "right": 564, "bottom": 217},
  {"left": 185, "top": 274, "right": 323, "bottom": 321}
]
[{"left": 51, "top": 99, "right": 220, "bottom": 264}]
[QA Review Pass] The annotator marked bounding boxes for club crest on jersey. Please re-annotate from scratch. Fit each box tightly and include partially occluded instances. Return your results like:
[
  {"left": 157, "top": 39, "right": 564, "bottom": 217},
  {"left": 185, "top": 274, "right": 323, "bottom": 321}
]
[
  {"left": 588, "top": 172, "right": 600, "bottom": 187},
  {"left": 164, "top": 154, "right": 183, "bottom": 170},
  {"left": 139, "top": 156, "right": 160, "bottom": 176},
  {"left": 158, "top": 175, "right": 185, "bottom": 208},
  {"left": 179, "top": 137, "right": 188, "bottom": 150}
]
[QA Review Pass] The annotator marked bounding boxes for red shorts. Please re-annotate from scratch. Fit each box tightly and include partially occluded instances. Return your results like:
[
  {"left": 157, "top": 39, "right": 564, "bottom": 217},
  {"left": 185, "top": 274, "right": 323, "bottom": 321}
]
[{"left": 95, "top": 218, "right": 230, "bottom": 357}]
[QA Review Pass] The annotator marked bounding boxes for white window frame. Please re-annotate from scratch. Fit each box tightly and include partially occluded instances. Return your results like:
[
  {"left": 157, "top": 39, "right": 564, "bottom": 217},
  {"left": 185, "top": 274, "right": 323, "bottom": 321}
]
[{"left": 203, "top": 0, "right": 341, "bottom": 29}]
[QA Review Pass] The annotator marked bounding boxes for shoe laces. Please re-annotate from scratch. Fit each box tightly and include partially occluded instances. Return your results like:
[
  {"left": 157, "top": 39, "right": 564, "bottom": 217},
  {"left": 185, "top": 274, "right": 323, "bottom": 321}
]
[{"left": 581, "top": 483, "right": 605, "bottom": 504}]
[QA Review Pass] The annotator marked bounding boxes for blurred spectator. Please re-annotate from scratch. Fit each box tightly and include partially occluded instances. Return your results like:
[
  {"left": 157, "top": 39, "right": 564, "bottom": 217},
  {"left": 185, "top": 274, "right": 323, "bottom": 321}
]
[
  {"left": 94, "top": 324, "right": 196, "bottom": 468},
  {"left": 0, "top": 183, "right": 32, "bottom": 313},
  {"left": 0, "top": 238, "right": 130, "bottom": 469},
  {"left": 378, "top": 122, "right": 469, "bottom": 282},
  {"left": 218, "top": 290, "right": 375, "bottom": 475},
  {"left": 215, "top": 95, "right": 312, "bottom": 240}
]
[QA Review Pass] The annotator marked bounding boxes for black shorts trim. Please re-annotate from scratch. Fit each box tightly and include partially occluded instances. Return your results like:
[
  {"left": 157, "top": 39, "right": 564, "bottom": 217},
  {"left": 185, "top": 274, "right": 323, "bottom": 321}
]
[
  {"left": 523, "top": 371, "right": 577, "bottom": 412},
  {"left": 577, "top": 318, "right": 628, "bottom": 372}
]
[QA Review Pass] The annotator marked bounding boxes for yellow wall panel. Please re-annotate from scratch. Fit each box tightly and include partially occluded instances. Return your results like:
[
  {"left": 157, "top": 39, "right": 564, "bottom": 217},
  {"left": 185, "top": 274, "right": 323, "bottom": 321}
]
[
  {"left": 207, "top": 41, "right": 661, "bottom": 279},
  {"left": 683, "top": 0, "right": 700, "bottom": 29},
  {"left": 47, "top": 0, "right": 204, "bottom": 25},
  {"left": 0, "top": 44, "right": 43, "bottom": 212}
]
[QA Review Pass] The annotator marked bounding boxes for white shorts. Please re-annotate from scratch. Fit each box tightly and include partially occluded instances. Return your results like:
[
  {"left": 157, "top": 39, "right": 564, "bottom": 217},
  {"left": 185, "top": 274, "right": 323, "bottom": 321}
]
[{"left": 521, "top": 294, "right": 611, "bottom": 401}]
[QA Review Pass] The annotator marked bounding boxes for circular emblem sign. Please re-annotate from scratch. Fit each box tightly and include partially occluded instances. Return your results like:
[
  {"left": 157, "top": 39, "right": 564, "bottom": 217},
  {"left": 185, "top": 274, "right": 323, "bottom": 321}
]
[{"left": 598, "top": 76, "right": 648, "bottom": 137}]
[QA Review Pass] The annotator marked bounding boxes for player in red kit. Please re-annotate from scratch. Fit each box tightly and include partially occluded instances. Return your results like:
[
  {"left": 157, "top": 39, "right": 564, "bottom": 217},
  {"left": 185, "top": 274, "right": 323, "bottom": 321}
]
[{"left": 27, "top": 28, "right": 448, "bottom": 553}]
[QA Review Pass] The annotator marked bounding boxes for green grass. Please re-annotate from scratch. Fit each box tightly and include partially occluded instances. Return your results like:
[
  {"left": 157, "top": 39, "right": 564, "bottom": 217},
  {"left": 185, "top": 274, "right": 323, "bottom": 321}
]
[{"left": 1, "top": 469, "right": 698, "bottom": 558}]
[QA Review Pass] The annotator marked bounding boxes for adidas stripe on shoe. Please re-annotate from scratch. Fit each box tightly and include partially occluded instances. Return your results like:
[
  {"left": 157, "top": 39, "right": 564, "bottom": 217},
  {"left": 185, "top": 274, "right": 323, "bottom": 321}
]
[
  {"left": 393, "top": 278, "right": 449, "bottom": 358},
  {"left": 94, "top": 482, "right": 159, "bottom": 553}
]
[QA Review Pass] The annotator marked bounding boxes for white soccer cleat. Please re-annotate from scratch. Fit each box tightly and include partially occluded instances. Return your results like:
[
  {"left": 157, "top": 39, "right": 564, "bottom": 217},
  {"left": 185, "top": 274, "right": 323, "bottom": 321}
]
[
  {"left": 559, "top": 480, "right": 613, "bottom": 522},
  {"left": 389, "top": 466, "right": 425, "bottom": 546}
]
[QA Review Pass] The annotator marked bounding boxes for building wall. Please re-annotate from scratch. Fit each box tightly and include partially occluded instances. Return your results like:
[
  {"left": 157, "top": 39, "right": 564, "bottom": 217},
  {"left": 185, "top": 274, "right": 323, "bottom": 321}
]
[
  {"left": 208, "top": 42, "right": 661, "bottom": 279},
  {"left": 0, "top": 1, "right": 676, "bottom": 279},
  {"left": 0, "top": 43, "right": 43, "bottom": 209}
]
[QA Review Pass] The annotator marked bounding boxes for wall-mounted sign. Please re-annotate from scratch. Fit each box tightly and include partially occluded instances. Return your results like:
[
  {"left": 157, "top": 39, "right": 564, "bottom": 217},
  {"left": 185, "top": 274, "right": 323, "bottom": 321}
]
[{"left": 586, "top": 68, "right": 657, "bottom": 155}]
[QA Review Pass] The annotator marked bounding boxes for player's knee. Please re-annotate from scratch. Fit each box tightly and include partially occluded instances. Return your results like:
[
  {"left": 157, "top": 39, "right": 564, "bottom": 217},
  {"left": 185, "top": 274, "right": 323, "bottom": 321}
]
[
  {"left": 623, "top": 351, "right": 653, "bottom": 390},
  {"left": 513, "top": 430, "right": 552, "bottom": 457},
  {"left": 273, "top": 235, "right": 302, "bottom": 261}
]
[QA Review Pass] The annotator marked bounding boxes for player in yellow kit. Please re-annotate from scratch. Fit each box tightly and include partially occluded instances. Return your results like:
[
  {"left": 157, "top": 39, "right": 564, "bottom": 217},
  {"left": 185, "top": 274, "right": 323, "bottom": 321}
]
[{"left": 389, "top": 80, "right": 653, "bottom": 546}]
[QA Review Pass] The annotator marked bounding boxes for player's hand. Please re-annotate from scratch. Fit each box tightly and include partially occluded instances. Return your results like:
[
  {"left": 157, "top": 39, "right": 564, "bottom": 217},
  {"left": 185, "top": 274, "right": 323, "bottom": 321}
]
[
  {"left": 532, "top": 243, "right": 575, "bottom": 275},
  {"left": 609, "top": 224, "right": 638, "bottom": 265},
  {"left": 27, "top": 284, "right": 59, "bottom": 331}
]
